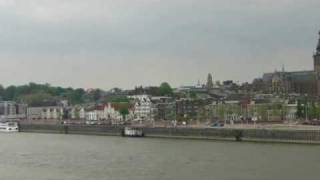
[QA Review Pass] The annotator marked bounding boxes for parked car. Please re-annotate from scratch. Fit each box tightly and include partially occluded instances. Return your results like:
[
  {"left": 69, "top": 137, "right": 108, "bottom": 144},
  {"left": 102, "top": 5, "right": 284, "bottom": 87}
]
[
  {"left": 211, "top": 121, "right": 224, "bottom": 128},
  {"left": 86, "top": 121, "right": 98, "bottom": 125},
  {"left": 302, "top": 119, "right": 320, "bottom": 126}
]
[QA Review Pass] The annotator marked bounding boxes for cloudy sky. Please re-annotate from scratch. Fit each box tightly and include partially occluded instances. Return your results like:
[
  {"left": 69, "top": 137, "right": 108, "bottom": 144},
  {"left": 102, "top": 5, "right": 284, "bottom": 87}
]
[{"left": 0, "top": 0, "right": 319, "bottom": 90}]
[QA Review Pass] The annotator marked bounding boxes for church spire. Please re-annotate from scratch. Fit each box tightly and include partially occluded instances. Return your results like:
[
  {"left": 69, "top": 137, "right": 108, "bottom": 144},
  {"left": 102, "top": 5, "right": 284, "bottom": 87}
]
[
  {"left": 206, "top": 73, "right": 214, "bottom": 90},
  {"left": 317, "top": 31, "right": 320, "bottom": 54}
]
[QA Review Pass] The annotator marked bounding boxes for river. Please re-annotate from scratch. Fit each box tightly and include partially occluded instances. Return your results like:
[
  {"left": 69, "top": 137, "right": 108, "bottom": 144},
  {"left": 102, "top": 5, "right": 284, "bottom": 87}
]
[{"left": 0, "top": 133, "right": 319, "bottom": 180}]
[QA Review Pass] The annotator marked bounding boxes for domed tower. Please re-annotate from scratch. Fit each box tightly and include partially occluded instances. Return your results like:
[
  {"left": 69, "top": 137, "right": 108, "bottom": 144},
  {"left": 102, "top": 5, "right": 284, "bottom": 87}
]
[{"left": 314, "top": 31, "right": 320, "bottom": 96}]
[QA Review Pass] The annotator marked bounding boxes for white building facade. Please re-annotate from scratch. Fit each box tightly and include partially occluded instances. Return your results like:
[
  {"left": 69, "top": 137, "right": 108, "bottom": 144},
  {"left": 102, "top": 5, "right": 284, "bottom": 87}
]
[
  {"left": 0, "top": 101, "right": 27, "bottom": 119},
  {"left": 129, "top": 95, "right": 155, "bottom": 121},
  {"left": 70, "top": 106, "right": 86, "bottom": 120},
  {"left": 27, "top": 106, "right": 64, "bottom": 120}
]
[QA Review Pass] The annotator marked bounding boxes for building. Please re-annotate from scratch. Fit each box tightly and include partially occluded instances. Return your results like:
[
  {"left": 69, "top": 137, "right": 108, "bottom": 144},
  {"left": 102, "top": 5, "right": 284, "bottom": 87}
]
[
  {"left": 85, "top": 111, "right": 103, "bottom": 121},
  {"left": 253, "top": 31, "right": 320, "bottom": 97},
  {"left": 285, "top": 102, "right": 297, "bottom": 120},
  {"left": 27, "top": 106, "right": 64, "bottom": 120},
  {"left": 208, "top": 100, "right": 243, "bottom": 123},
  {"left": 70, "top": 106, "right": 86, "bottom": 120},
  {"left": 129, "top": 86, "right": 161, "bottom": 96},
  {"left": 84, "top": 103, "right": 134, "bottom": 124},
  {"left": 247, "top": 101, "right": 284, "bottom": 122},
  {"left": 207, "top": 98, "right": 297, "bottom": 122},
  {"left": 103, "top": 103, "right": 123, "bottom": 122},
  {"left": 0, "top": 101, "right": 28, "bottom": 119},
  {"left": 0, "top": 101, "right": 17, "bottom": 117},
  {"left": 262, "top": 70, "right": 317, "bottom": 96},
  {"left": 176, "top": 98, "right": 212, "bottom": 121},
  {"left": 27, "top": 107, "right": 43, "bottom": 120},
  {"left": 206, "top": 73, "right": 214, "bottom": 89},
  {"left": 103, "top": 103, "right": 134, "bottom": 124},
  {"left": 129, "top": 95, "right": 155, "bottom": 121},
  {"left": 314, "top": 31, "right": 320, "bottom": 96},
  {"left": 151, "top": 96, "right": 176, "bottom": 121},
  {"left": 17, "top": 103, "right": 28, "bottom": 116},
  {"left": 85, "top": 105, "right": 104, "bottom": 121}
]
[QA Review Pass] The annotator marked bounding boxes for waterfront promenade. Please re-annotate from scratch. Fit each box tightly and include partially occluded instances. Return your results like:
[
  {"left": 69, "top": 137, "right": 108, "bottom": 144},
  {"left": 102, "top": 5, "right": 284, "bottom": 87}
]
[{"left": 18, "top": 122, "right": 320, "bottom": 144}]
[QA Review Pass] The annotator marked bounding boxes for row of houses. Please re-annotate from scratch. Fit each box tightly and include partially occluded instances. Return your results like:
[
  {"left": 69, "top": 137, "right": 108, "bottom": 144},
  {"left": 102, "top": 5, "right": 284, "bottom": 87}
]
[
  {"left": 26, "top": 103, "right": 134, "bottom": 124},
  {"left": 207, "top": 100, "right": 298, "bottom": 123},
  {"left": 0, "top": 94, "right": 300, "bottom": 124},
  {"left": 2, "top": 95, "right": 184, "bottom": 123},
  {"left": 130, "top": 95, "right": 299, "bottom": 123},
  {"left": 0, "top": 101, "right": 28, "bottom": 120}
]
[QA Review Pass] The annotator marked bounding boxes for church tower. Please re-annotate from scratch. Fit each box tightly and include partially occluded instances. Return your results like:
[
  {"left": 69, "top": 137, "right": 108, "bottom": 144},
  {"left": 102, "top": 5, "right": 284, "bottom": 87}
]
[
  {"left": 314, "top": 31, "right": 320, "bottom": 96},
  {"left": 206, "top": 73, "right": 214, "bottom": 90}
]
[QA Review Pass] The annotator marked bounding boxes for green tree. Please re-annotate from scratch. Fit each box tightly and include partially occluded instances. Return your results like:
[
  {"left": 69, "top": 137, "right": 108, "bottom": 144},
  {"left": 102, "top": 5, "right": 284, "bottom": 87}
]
[
  {"left": 18, "top": 93, "right": 55, "bottom": 106},
  {"left": 65, "top": 88, "right": 86, "bottom": 104},
  {"left": 0, "top": 85, "right": 4, "bottom": 100},
  {"left": 85, "top": 89, "right": 103, "bottom": 102},
  {"left": 190, "top": 91, "right": 197, "bottom": 99},
  {"left": 217, "top": 104, "right": 225, "bottom": 120},
  {"left": 159, "top": 82, "right": 173, "bottom": 96},
  {"left": 316, "top": 104, "right": 320, "bottom": 119},
  {"left": 309, "top": 101, "right": 318, "bottom": 119},
  {"left": 296, "top": 100, "right": 304, "bottom": 119},
  {"left": 256, "top": 104, "right": 268, "bottom": 121},
  {"left": 197, "top": 106, "right": 209, "bottom": 122},
  {"left": 106, "top": 95, "right": 129, "bottom": 103},
  {"left": 119, "top": 107, "right": 129, "bottom": 120},
  {"left": 3, "top": 86, "right": 17, "bottom": 100}
]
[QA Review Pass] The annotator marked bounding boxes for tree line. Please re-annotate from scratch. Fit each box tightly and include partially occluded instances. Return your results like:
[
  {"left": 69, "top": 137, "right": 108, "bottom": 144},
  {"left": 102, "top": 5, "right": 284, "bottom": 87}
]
[
  {"left": 0, "top": 82, "right": 174, "bottom": 107},
  {"left": 0, "top": 83, "right": 102, "bottom": 106}
]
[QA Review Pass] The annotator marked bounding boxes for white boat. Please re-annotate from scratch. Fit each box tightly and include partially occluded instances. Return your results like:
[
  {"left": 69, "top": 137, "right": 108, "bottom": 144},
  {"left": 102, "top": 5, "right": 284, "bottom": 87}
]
[
  {"left": 0, "top": 122, "right": 19, "bottom": 132},
  {"left": 122, "top": 127, "right": 144, "bottom": 137}
]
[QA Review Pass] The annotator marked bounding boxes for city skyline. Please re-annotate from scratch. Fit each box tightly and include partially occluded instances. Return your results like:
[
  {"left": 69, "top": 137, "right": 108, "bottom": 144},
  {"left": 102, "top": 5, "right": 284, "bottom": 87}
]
[{"left": 0, "top": 0, "right": 319, "bottom": 89}]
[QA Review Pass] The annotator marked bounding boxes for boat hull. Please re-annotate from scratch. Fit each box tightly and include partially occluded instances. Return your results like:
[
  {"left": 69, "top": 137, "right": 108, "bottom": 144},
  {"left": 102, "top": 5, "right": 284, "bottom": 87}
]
[
  {"left": 0, "top": 122, "right": 19, "bottom": 133},
  {"left": 0, "top": 129, "right": 19, "bottom": 133},
  {"left": 122, "top": 127, "right": 144, "bottom": 137}
]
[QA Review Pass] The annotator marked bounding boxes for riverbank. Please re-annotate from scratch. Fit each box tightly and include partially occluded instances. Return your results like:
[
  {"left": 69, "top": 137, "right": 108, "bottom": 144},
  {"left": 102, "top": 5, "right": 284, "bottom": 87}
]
[{"left": 18, "top": 124, "right": 320, "bottom": 144}]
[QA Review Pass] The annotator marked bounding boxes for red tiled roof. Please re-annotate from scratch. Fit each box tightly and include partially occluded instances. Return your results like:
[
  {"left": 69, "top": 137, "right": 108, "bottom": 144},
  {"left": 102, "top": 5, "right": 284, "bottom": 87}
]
[
  {"left": 107, "top": 103, "right": 134, "bottom": 111},
  {"left": 95, "top": 105, "right": 105, "bottom": 111}
]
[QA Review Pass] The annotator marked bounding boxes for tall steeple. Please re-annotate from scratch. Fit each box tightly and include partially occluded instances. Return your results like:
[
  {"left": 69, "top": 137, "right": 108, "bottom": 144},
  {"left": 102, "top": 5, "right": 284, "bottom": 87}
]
[
  {"left": 316, "top": 31, "right": 320, "bottom": 55},
  {"left": 313, "top": 30, "right": 320, "bottom": 71},
  {"left": 314, "top": 30, "right": 320, "bottom": 97},
  {"left": 206, "top": 73, "right": 214, "bottom": 90},
  {"left": 281, "top": 64, "right": 285, "bottom": 73}
]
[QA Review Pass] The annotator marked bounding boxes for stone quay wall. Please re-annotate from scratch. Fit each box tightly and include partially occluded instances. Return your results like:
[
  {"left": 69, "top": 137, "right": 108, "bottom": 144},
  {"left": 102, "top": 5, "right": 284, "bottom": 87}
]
[{"left": 19, "top": 124, "right": 320, "bottom": 144}]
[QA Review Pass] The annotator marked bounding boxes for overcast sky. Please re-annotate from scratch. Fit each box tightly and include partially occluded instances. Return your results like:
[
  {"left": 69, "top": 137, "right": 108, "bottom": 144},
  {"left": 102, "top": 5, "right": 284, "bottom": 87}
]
[{"left": 0, "top": 0, "right": 319, "bottom": 90}]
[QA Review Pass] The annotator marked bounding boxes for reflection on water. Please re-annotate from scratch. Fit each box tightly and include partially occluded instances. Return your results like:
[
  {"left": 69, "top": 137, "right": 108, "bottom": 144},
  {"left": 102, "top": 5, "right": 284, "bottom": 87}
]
[{"left": 0, "top": 133, "right": 319, "bottom": 180}]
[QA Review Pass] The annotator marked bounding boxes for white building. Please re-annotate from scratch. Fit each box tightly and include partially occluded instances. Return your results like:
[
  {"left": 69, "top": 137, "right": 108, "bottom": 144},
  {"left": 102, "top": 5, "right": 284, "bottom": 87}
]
[
  {"left": 79, "top": 108, "right": 86, "bottom": 119},
  {"left": 85, "top": 103, "right": 134, "bottom": 124},
  {"left": 285, "top": 103, "right": 297, "bottom": 120},
  {"left": 27, "top": 107, "right": 43, "bottom": 120},
  {"left": 70, "top": 106, "right": 86, "bottom": 120},
  {"left": 103, "top": 103, "right": 122, "bottom": 121},
  {"left": 27, "top": 106, "right": 64, "bottom": 120},
  {"left": 129, "top": 95, "right": 155, "bottom": 121},
  {"left": 103, "top": 103, "right": 134, "bottom": 123},
  {"left": 85, "top": 109, "right": 104, "bottom": 121},
  {"left": 0, "top": 101, "right": 27, "bottom": 119}
]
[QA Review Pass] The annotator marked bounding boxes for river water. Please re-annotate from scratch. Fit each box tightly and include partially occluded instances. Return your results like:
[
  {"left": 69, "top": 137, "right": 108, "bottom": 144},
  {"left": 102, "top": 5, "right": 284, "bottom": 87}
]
[{"left": 0, "top": 133, "right": 319, "bottom": 180}]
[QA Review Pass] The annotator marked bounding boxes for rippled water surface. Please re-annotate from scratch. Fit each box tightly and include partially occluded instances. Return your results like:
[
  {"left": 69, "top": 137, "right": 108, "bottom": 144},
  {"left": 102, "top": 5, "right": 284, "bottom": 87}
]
[{"left": 0, "top": 133, "right": 319, "bottom": 180}]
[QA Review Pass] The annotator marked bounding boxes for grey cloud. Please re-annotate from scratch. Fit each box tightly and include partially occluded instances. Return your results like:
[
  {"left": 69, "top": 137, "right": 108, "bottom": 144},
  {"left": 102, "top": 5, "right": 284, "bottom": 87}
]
[{"left": 0, "top": 0, "right": 319, "bottom": 89}]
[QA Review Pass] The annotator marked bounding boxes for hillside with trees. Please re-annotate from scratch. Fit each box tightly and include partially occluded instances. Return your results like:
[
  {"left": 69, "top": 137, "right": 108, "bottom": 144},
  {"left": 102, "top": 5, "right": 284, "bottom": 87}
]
[{"left": 0, "top": 83, "right": 103, "bottom": 106}]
